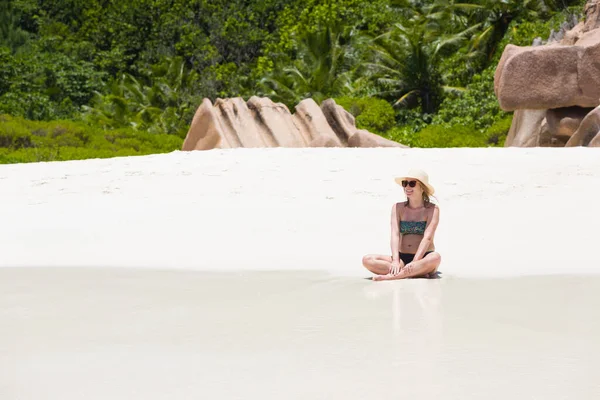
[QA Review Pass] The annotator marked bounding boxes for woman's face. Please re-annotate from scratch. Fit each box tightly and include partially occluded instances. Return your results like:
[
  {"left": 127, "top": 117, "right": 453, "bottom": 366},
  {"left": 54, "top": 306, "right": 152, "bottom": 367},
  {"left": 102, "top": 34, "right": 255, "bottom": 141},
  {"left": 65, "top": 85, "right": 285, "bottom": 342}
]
[{"left": 403, "top": 179, "right": 424, "bottom": 199}]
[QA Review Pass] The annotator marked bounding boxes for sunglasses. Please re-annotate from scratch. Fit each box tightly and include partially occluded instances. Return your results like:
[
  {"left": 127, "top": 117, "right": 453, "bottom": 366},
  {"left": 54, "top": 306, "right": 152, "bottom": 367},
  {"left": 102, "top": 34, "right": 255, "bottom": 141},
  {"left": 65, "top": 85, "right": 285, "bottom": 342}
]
[{"left": 401, "top": 180, "right": 418, "bottom": 188}]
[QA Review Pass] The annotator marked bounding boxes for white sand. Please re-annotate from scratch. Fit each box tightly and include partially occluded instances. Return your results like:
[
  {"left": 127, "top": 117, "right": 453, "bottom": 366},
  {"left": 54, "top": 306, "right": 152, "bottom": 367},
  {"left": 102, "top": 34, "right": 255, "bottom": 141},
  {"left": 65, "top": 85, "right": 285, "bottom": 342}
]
[
  {"left": 2, "top": 147, "right": 600, "bottom": 276},
  {"left": 1, "top": 147, "right": 600, "bottom": 399}
]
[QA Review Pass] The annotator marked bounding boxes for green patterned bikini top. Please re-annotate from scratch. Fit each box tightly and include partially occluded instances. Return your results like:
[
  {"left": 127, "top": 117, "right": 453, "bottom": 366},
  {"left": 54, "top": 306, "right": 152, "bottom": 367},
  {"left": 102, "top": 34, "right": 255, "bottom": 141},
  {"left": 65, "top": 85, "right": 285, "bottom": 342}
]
[{"left": 399, "top": 220, "right": 427, "bottom": 235}]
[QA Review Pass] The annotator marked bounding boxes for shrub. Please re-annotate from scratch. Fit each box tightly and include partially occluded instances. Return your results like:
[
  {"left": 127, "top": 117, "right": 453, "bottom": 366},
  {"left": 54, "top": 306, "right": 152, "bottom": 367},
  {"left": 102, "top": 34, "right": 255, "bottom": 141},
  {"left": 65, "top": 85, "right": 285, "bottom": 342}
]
[
  {"left": 433, "top": 67, "right": 508, "bottom": 130},
  {"left": 0, "top": 114, "right": 183, "bottom": 163},
  {"left": 384, "top": 125, "right": 418, "bottom": 147},
  {"left": 0, "top": 49, "right": 106, "bottom": 121},
  {"left": 408, "top": 115, "right": 512, "bottom": 148},
  {"left": 334, "top": 96, "right": 396, "bottom": 134},
  {"left": 411, "top": 123, "right": 482, "bottom": 148},
  {"left": 483, "top": 114, "right": 513, "bottom": 147}
]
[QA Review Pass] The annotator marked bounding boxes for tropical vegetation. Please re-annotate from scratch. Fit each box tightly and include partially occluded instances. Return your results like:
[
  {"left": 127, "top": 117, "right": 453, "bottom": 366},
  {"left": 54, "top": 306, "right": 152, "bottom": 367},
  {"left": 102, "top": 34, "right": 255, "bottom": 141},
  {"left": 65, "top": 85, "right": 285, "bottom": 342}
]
[{"left": 0, "top": 0, "right": 588, "bottom": 162}]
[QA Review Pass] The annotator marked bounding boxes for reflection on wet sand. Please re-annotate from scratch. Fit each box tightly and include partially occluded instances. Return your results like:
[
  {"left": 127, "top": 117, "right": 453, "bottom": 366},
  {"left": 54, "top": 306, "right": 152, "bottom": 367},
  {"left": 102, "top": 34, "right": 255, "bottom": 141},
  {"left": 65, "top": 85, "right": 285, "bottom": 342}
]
[
  {"left": 362, "top": 278, "right": 444, "bottom": 394},
  {"left": 1, "top": 268, "right": 599, "bottom": 400},
  {"left": 363, "top": 278, "right": 442, "bottom": 333}
]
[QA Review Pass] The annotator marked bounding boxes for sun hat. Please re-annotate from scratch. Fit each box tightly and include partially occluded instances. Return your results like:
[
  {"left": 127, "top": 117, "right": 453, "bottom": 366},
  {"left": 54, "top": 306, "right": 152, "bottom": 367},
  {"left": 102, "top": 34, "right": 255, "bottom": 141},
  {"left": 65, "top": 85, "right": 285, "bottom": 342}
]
[{"left": 394, "top": 169, "right": 435, "bottom": 196}]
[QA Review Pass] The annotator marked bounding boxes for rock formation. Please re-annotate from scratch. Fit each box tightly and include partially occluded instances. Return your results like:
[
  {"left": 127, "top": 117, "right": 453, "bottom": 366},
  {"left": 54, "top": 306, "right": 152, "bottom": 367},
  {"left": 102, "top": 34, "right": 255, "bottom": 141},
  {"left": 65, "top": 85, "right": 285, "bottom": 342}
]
[
  {"left": 494, "top": 0, "right": 600, "bottom": 147},
  {"left": 565, "top": 105, "right": 600, "bottom": 146},
  {"left": 182, "top": 97, "right": 406, "bottom": 151}
]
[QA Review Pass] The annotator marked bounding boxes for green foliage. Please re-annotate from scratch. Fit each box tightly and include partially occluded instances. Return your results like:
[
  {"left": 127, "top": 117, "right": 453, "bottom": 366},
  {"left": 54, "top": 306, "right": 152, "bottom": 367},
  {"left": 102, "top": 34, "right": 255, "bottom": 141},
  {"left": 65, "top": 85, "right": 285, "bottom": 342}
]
[
  {"left": 384, "top": 107, "right": 432, "bottom": 147},
  {"left": 258, "top": 26, "right": 358, "bottom": 109},
  {"left": 82, "top": 57, "right": 199, "bottom": 137},
  {"left": 415, "top": 123, "right": 483, "bottom": 148},
  {"left": 17, "top": 0, "right": 295, "bottom": 94},
  {"left": 334, "top": 96, "right": 395, "bottom": 134},
  {"left": 492, "top": 8, "right": 584, "bottom": 65},
  {"left": 399, "top": 114, "right": 512, "bottom": 148},
  {"left": 0, "top": 47, "right": 106, "bottom": 120},
  {"left": 385, "top": 125, "right": 418, "bottom": 147},
  {"left": 0, "top": 2, "right": 30, "bottom": 53},
  {"left": 361, "top": 2, "right": 481, "bottom": 114},
  {"left": 433, "top": 66, "right": 506, "bottom": 130},
  {"left": 484, "top": 114, "right": 513, "bottom": 147},
  {"left": 432, "top": 7, "right": 582, "bottom": 135},
  {"left": 0, "top": 0, "right": 589, "bottom": 157},
  {"left": 0, "top": 114, "right": 182, "bottom": 163},
  {"left": 412, "top": 124, "right": 486, "bottom": 148},
  {"left": 271, "top": 0, "right": 396, "bottom": 54}
]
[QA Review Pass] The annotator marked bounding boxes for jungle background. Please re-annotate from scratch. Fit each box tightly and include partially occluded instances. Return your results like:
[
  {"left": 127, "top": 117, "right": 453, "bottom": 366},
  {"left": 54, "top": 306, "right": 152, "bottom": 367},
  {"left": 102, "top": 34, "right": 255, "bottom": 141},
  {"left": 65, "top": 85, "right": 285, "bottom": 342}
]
[{"left": 0, "top": 0, "right": 586, "bottom": 162}]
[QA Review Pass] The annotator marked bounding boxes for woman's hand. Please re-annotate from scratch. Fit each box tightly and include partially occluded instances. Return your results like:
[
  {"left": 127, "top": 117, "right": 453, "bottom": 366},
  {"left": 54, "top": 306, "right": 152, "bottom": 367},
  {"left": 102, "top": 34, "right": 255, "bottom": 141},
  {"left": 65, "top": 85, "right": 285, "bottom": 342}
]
[
  {"left": 390, "top": 260, "right": 402, "bottom": 275},
  {"left": 373, "top": 261, "right": 403, "bottom": 281}
]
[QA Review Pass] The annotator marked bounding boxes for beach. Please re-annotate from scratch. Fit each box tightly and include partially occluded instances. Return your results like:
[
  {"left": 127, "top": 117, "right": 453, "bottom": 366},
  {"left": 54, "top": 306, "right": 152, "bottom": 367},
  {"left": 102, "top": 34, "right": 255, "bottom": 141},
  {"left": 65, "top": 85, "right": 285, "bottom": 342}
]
[{"left": 1, "top": 147, "right": 600, "bottom": 399}]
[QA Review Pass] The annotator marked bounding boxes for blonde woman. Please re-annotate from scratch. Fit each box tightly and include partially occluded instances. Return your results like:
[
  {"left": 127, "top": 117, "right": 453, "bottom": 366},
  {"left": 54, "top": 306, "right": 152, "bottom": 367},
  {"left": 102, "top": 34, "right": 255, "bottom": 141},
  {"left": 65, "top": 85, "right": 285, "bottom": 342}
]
[{"left": 362, "top": 169, "right": 441, "bottom": 281}]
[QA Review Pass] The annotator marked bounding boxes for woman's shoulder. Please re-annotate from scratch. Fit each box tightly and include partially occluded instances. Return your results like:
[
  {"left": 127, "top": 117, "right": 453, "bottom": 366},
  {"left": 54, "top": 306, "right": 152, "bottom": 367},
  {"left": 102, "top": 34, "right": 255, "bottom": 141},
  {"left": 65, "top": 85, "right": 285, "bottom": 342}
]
[
  {"left": 392, "top": 201, "right": 406, "bottom": 219},
  {"left": 394, "top": 201, "right": 409, "bottom": 212},
  {"left": 426, "top": 202, "right": 440, "bottom": 212}
]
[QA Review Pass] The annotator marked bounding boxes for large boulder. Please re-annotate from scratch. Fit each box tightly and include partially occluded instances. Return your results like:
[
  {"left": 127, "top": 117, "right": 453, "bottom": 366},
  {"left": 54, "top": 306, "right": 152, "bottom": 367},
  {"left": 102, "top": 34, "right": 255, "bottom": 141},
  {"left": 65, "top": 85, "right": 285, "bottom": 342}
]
[
  {"left": 494, "top": 43, "right": 580, "bottom": 111},
  {"left": 293, "top": 98, "right": 343, "bottom": 147},
  {"left": 504, "top": 106, "right": 592, "bottom": 148},
  {"left": 494, "top": 36, "right": 600, "bottom": 111},
  {"left": 495, "top": 1, "right": 600, "bottom": 111},
  {"left": 504, "top": 109, "right": 547, "bottom": 147},
  {"left": 590, "top": 132, "right": 600, "bottom": 146},
  {"left": 213, "top": 97, "right": 272, "bottom": 148},
  {"left": 320, "top": 99, "right": 358, "bottom": 145},
  {"left": 181, "top": 98, "right": 224, "bottom": 151},
  {"left": 182, "top": 97, "right": 407, "bottom": 150},
  {"left": 584, "top": 0, "right": 600, "bottom": 32},
  {"left": 544, "top": 106, "right": 592, "bottom": 145},
  {"left": 348, "top": 129, "right": 408, "bottom": 148},
  {"left": 247, "top": 96, "right": 306, "bottom": 147},
  {"left": 497, "top": 1, "right": 600, "bottom": 148},
  {"left": 565, "top": 105, "right": 600, "bottom": 146}
]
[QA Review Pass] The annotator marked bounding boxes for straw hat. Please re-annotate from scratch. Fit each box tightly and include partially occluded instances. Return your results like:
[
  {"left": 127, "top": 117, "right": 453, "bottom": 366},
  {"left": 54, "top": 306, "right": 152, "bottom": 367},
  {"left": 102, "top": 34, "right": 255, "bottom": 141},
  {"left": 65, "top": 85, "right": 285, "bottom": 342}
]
[{"left": 394, "top": 169, "right": 435, "bottom": 195}]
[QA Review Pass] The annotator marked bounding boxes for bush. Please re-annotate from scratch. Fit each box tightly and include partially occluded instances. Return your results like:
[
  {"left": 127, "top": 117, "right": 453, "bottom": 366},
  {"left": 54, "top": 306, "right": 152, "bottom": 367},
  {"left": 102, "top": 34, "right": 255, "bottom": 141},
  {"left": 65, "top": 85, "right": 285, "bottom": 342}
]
[
  {"left": 411, "top": 123, "right": 482, "bottom": 148},
  {"left": 0, "top": 114, "right": 183, "bottom": 163},
  {"left": 384, "top": 125, "right": 418, "bottom": 147},
  {"left": 483, "top": 114, "right": 513, "bottom": 147},
  {"left": 0, "top": 49, "right": 107, "bottom": 121},
  {"left": 408, "top": 115, "right": 512, "bottom": 148},
  {"left": 432, "top": 67, "right": 508, "bottom": 131},
  {"left": 334, "top": 96, "right": 396, "bottom": 134}
]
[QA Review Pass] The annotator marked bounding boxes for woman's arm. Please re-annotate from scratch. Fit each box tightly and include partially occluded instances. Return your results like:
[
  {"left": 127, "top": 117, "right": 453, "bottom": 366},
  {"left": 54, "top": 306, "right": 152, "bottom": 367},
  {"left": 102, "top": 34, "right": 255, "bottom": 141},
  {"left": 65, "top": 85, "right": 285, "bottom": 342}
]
[
  {"left": 390, "top": 203, "right": 401, "bottom": 262},
  {"left": 413, "top": 205, "right": 440, "bottom": 261}
]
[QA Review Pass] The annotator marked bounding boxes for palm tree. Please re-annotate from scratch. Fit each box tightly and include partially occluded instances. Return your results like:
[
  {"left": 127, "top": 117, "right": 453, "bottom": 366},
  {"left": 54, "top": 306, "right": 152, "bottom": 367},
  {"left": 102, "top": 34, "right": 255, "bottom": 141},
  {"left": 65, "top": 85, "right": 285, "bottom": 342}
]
[
  {"left": 459, "top": 0, "right": 576, "bottom": 67},
  {"left": 363, "top": 3, "right": 477, "bottom": 113},
  {"left": 82, "top": 57, "right": 199, "bottom": 136},
  {"left": 259, "top": 26, "right": 358, "bottom": 108}
]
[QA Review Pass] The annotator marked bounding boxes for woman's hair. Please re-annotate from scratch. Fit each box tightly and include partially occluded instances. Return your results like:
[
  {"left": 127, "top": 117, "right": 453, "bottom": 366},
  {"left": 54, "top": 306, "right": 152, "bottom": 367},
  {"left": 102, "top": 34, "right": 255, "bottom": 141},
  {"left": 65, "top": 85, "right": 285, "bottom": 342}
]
[{"left": 405, "top": 181, "right": 434, "bottom": 206}]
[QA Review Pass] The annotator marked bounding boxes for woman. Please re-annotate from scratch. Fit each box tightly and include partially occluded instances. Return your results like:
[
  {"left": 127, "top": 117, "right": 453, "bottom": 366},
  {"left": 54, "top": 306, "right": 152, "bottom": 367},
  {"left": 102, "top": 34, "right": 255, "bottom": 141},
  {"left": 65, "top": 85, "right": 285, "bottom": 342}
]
[{"left": 362, "top": 169, "right": 441, "bottom": 281}]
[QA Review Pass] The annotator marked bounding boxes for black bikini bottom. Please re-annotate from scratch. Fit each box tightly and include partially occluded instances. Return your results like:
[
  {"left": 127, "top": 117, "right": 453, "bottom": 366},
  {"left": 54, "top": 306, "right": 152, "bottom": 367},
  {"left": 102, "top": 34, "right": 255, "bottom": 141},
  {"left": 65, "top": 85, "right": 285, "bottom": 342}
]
[{"left": 399, "top": 251, "right": 433, "bottom": 265}]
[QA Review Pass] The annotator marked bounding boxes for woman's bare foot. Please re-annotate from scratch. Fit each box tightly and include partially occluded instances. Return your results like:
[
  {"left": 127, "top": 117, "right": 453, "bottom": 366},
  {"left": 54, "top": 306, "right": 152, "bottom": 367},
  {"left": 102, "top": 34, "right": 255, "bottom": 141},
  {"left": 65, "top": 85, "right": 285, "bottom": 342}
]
[{"left": 373, "top": 271, "right": 407, "bottom": 281}]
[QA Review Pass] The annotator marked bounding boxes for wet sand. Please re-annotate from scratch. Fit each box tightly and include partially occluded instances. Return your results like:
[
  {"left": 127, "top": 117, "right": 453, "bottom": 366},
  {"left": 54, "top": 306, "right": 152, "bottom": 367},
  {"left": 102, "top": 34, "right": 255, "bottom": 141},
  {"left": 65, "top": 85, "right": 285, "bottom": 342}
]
[{"left": 2, "top": 267, "right": 599, "bottom": 400}]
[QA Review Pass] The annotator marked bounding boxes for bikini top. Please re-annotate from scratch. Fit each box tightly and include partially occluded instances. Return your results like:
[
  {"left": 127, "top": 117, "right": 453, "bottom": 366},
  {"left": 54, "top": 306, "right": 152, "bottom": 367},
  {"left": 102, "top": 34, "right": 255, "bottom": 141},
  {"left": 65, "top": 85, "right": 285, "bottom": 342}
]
[{"left": 399, "top": 220, "right": 427, "bottom": 235}]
